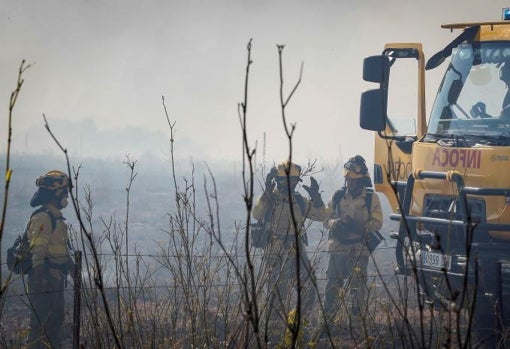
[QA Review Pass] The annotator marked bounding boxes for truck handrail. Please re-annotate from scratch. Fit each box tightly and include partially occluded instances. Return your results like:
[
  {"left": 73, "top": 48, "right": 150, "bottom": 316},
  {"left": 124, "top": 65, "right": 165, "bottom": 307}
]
[
  {"left": 389, "top": 213, "right": 510, "bottom": 232},
  {"left": 390, "top": 170, "right": 510, "bottom": 231}
]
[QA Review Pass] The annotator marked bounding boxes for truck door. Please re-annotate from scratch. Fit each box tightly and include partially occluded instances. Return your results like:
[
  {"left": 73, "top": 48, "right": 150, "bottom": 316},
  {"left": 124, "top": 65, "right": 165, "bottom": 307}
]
[{"left": 360, "top": 43, "right": 426, "bottom": 213}]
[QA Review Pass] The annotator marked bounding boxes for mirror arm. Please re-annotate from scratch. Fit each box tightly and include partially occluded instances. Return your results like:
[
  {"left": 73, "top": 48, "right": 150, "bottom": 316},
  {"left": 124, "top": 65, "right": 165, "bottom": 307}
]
[{"left": 377, "top": 131, "right": 410, "bottom": 142}]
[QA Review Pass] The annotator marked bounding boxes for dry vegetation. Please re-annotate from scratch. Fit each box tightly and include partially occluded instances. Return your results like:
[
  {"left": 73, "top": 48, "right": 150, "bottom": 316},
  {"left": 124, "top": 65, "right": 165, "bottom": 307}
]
[{"left": 0, "top": 43, "right": 508, "bottom": 349}]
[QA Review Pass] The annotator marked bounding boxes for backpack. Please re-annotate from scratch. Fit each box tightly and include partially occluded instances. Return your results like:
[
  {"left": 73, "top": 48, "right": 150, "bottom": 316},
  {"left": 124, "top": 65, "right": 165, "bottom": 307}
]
[
  {"left": 332, "top": 187, "right": 384, "bottom": 253},
  {"left": 7, "top": 207, "right": 56, "bottom": 275}
]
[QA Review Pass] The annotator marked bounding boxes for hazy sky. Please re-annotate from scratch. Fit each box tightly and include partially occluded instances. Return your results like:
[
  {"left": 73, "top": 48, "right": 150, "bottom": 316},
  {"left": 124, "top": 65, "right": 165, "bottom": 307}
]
[{"left": 0, "top": 0, "right": 506, "bottom": 167}]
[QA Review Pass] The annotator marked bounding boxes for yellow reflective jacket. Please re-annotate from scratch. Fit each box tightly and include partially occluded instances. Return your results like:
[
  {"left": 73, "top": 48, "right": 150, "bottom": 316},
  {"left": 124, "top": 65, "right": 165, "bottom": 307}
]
[
  {"left": 29, "top": 203, "right": 70, "bottom": 278},
  {"left": 253, "top": 190, "right": 326, "bottom": 241},
  {"left": 324, "top": 187, "right": 383, "bottom": 256}
]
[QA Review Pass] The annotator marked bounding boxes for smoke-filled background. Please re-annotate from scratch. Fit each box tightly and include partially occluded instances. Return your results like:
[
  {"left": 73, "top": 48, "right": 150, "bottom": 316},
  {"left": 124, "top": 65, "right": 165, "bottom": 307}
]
[
  {"left": 0, "top": 0, "right": 507, "bottom": 246},
  {"left": 0, "top": 4, "right": 508, "bottom": 346},
  {"left": 0, "top": 0, "right": 506, "bottom": 166}
]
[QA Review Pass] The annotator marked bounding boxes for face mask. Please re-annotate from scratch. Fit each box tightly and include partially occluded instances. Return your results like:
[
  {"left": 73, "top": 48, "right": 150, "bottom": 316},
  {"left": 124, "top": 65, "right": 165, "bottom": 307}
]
[
  {"left": 276, "top": 178, "right": 298, "bottom": 193},
  {"left": 346, "top": 178, "right": 364, "bottom": 197}
]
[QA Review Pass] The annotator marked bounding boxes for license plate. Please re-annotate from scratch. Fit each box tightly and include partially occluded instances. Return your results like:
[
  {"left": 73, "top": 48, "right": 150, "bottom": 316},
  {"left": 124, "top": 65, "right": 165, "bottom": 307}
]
[{"left": 421, "top": 251, "right": 451, "bottom": 270}]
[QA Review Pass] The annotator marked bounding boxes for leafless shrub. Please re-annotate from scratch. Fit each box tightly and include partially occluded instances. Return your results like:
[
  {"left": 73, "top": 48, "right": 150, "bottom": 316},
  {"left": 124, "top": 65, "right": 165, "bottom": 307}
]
[{"left": 2, "top": 41, "right": 502, "bottom": 349}]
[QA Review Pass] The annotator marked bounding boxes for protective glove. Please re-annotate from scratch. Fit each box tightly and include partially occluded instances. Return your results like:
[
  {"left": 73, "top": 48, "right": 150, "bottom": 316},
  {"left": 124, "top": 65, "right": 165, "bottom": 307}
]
[
  {"left": 350, "top": 220, "right": 366, "bottom": 234},
  {"left": 328, "top": 218, "right": 345, "bottom": 240},
  {"left": 329, "top": 218, "right": 345, "bottom": 233},
  {"left": 302, "top": 176, "right": 324, "bottom": 207},
  {"left": 339, "top": 216, "right": 365, "bottom": 235}
]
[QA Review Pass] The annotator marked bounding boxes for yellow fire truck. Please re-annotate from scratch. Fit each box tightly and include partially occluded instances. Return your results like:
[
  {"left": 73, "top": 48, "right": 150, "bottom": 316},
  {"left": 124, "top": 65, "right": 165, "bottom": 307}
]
[{"left": 360, "top": 13, "right": 510, "bottom": 336}]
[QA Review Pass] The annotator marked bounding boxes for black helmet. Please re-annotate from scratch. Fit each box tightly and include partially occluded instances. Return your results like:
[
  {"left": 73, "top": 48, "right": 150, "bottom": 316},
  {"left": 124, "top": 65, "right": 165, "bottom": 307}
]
[
  {"left": 343, "top": 155, "right": 368, "bottom": 178},
  {"left": 343, "top": 155, "right": 372, "bottom": 187}
]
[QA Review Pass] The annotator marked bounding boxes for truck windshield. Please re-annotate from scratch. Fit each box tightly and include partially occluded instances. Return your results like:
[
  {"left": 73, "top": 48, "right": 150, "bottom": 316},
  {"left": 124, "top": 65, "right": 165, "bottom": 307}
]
[{"left": 428, "top": 42, "right": 510, "bottom": 141}]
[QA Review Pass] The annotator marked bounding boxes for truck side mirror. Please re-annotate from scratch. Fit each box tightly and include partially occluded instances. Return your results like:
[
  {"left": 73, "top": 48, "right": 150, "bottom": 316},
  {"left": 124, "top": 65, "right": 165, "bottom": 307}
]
[
  {"left": 360, "top": 89, "right": 386, "bottom": 131},
  {"left": 363, "top": 55, "right": 390, "bottom": 83}
]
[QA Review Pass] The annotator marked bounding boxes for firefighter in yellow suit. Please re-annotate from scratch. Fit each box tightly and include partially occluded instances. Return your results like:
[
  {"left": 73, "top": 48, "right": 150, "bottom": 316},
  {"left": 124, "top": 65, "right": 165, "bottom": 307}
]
[
  {"left": 27, "top": 170, "right": 73, "bottom": 349},
  {"left": 323, "top": 155, "right": 383, "bottom": 325},
  {"left": 253, "top": 161, "right": 325, "bottom": 345}
]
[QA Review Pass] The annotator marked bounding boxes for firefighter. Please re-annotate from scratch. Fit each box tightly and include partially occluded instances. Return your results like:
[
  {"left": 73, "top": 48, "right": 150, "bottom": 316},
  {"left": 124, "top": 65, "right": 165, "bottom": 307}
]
[
  {"left": 252, "top": 161, "right": 325, "bottom": 344},
  {"left": 26, "top": 170, "right": 74, "bottom": 349},
  {"left": 323, "top": 155, "right": 383, "bottom": 323}
]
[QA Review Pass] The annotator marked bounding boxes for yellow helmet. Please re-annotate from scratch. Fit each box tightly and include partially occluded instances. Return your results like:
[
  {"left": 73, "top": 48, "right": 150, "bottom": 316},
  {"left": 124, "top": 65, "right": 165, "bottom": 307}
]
[
  {"left": 343, "top": 155, "right": 369, "bottom": 179},
  {"left": 31, "top": 170, "right": 70, "bottom": 208},
  {"left": 277, "top": 161, "right": 301, "bottom": 178},
  {"left": 35, "top": 170, "right": 70, "bottom": 190}
]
